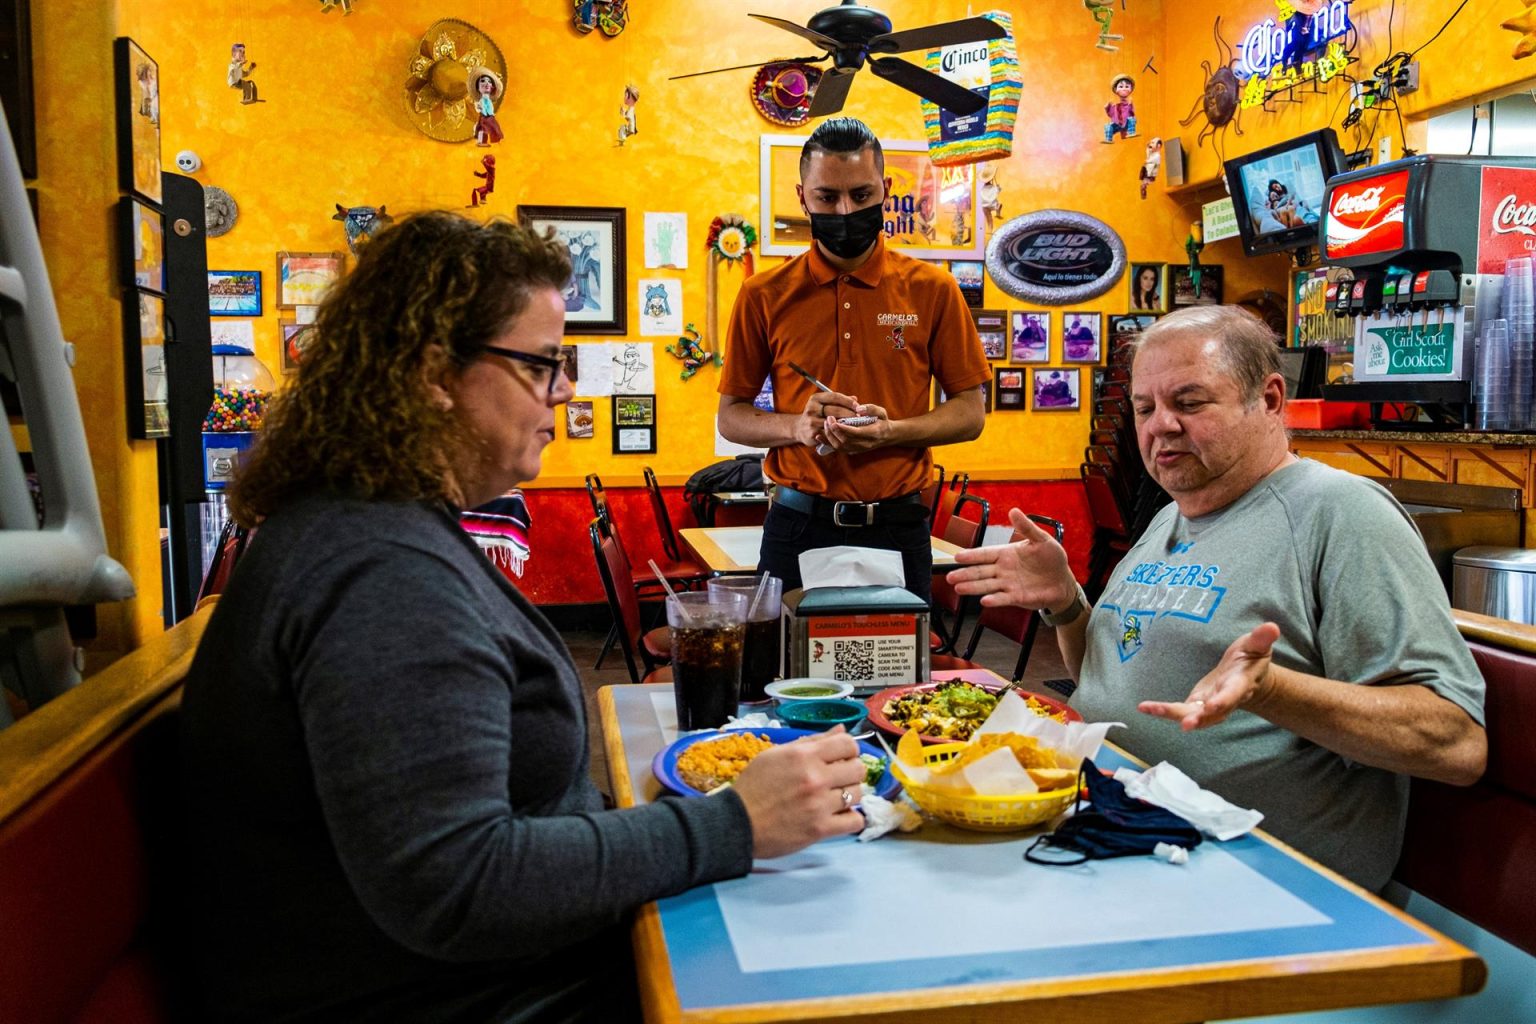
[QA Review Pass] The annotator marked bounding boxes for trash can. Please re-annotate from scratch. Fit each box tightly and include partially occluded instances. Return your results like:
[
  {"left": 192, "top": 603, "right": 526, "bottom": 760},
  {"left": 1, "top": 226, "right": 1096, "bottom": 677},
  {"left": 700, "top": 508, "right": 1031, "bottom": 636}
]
[{"left": 1451, "top": 546, "right": 1536, "bottom": 625}]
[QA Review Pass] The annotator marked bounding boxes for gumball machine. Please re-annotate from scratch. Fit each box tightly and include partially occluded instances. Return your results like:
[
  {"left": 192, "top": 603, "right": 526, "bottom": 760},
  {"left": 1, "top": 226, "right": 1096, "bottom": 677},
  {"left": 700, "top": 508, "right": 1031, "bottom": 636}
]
[{"left": 199, "top": 344, "right": 275, "bottom": 567}]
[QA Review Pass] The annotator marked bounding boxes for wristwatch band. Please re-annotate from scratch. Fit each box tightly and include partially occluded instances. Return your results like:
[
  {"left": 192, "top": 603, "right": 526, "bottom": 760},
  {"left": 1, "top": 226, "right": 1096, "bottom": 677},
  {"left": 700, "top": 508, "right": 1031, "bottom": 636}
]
[{"left": 1040, "top": 583, "right": 1088, "bottom": 628}]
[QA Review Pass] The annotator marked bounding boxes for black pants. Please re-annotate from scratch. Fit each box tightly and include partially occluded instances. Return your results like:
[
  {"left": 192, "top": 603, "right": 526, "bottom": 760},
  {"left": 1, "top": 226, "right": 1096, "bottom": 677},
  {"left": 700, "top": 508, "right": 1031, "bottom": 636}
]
[{"left": 757, "top": 504, "right": 933, "bottom": 605}]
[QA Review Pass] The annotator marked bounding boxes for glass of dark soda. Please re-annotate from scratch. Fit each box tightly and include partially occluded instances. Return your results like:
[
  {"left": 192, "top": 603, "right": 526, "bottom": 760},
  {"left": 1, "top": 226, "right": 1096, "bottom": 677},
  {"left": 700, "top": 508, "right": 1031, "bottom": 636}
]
[
  {"left": 706, "top": 574, "right": 783, "bottom": 703},
  {"left": 667, "top": 591, "right": 746, "bottom": 730}
]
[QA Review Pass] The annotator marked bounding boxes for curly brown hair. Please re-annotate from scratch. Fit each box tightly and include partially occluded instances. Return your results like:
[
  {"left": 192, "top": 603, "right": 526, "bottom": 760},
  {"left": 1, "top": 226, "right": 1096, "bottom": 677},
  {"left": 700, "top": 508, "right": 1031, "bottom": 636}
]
[{"left": 229, "top": 211, "right": 571, "bottom": 526}]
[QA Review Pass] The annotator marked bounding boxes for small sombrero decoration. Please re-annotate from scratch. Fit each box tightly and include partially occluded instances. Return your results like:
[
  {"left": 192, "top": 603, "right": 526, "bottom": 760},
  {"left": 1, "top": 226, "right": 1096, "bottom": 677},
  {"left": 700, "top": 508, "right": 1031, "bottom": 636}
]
[
  {"left": 750, "top": 61, "right": 822, "bottom": 127},
  {"left": 467, "top": 66, "right": 504, "bottom": 103},
  {"left": 403, "top": 18, "right": 507, "bottom": 143}
]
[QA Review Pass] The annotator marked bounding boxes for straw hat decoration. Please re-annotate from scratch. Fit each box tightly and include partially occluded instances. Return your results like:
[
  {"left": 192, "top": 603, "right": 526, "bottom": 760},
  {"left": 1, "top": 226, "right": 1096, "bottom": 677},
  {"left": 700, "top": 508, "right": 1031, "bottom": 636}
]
[
  {"left": 403, "top": 18, "right": 507, "bottom": 143},
  {"left": 467, "top": 66, "right": 504, "bottom": 104}
]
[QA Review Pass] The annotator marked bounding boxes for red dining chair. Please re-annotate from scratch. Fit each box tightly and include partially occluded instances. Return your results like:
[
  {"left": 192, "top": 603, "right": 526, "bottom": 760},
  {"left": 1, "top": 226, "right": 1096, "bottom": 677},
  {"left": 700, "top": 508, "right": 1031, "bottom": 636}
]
[
  {"left": 590, "top": 519, "right": 674, "bottom": 685},
  {"left": 930, "top": 514, "right": 1065, "bottom": 682},
  {"left": 1081, "top": 462, "right": 1135, "bottom": 602},
  {"left": 642, "top": 466, "right": 709, "bottom": 579},
  {"left": 929, "top": 492, "right": 989, "bottom": 655}
]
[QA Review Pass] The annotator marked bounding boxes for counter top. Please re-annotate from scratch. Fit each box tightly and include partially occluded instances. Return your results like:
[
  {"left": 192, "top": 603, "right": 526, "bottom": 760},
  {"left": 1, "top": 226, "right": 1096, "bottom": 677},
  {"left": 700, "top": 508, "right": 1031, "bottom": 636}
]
[{"left": 1291, "top": 428, "right": 1536, "bottom": 445}]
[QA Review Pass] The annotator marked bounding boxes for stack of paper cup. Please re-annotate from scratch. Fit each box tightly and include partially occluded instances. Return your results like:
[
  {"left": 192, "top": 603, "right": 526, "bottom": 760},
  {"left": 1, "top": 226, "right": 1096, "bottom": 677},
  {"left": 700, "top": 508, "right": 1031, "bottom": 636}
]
[
  {"left": 1507, "top": 259, "right": 1536, "bottom": 429},
  {"left": 1477, "top": 319, "right": 1512, "bottom": 431}
]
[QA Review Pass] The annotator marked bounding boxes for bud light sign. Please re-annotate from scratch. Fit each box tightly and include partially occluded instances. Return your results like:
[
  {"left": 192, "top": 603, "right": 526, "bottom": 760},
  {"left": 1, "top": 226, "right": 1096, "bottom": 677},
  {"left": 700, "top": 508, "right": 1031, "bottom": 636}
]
[
  {"left": 1478, "top": 165, "right": 1536, "bottom": 274},
  {"left": 985, "top": 209, "right": 1126, "bottom": 305},
  {"left": 1324, "top": 169, "right": 1408, "bottom": 260}
]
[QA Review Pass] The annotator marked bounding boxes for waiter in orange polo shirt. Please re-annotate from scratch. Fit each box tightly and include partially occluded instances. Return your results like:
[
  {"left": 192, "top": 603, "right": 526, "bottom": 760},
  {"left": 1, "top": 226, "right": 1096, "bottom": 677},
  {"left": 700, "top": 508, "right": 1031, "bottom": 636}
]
[{"left": 718, "top": 117, "right": 990, "bottom": 604}]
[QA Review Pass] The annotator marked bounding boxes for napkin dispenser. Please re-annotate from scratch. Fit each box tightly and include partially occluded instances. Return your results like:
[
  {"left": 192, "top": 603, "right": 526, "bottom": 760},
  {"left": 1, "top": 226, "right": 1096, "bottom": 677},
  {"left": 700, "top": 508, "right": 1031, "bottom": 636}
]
[{"left": 783, "top": 586, "right": 929, "bottom": 691}]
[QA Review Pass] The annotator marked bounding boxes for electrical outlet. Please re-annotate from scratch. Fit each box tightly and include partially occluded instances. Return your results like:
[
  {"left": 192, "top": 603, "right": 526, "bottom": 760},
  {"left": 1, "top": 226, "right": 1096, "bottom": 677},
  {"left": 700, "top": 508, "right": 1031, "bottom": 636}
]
[
  {"left": 1395, "top": 60, "right": 1420, "bottom": 95},
  {"left": 1377, "top": 136, "right": 1393, "bottom": 164}
]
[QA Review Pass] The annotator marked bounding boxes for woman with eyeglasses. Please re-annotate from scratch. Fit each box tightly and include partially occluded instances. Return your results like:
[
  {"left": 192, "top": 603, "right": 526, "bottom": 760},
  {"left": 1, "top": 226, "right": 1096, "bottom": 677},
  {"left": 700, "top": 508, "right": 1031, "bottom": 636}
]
[{"left": 178, "top": 212, "right": 866, "bottom": 1023}]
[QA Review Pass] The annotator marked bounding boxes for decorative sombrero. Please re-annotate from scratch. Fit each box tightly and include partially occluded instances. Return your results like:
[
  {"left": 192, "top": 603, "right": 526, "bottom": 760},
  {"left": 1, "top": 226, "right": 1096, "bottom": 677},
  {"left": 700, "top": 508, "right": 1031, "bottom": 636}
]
[
  {"left": 750, "top": 61, "right": 822, "bottom": 127},
  {"left": 403, "top": 18, "right": 507, "bottom": 143}
]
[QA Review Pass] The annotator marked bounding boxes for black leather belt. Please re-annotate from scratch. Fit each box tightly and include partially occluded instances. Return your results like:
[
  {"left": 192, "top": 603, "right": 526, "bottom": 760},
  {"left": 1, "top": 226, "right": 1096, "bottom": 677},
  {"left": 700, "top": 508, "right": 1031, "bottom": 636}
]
[{"left": 772, "top": 484, "right": 927, "bottom": 527}]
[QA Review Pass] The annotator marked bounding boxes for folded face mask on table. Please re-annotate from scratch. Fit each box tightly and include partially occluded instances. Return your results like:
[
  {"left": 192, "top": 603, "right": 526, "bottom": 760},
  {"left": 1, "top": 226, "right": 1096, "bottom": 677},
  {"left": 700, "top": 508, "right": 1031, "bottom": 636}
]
[{"left": 1025, "top": 757, "right": 1203, "bottom": 865}]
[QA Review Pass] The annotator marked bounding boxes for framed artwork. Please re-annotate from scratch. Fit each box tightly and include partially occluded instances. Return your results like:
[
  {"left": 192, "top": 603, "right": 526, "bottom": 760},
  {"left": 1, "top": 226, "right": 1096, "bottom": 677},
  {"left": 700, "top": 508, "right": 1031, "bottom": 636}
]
[
  {"left": 2, "top": 0, "right": 37, "bottom": 179},
  {"left": 208, "top": 270, "right": 262, "bottom": 316},
  {"left": 1032, "top": 367, "right": 1081, "bottom": 411},
  {"left": 1062, "top": 312, "right": 1102, "bottom": 363},
  {"left": 1171, "top": 264, "right": 1224, "bottom": 307},
  {"left": 1109, "top": 313, "right": 1159, "bottom": 359},
  {"left": 560, "top": 344, "right": 579, "bottom": 385},
  {"left": 1011, "top": 311, "right": 1050, "bottom": 363},
  {"left": 993, "top": 367, "right": 1027, "bottom": 410},
  {"left": 518, "top": 204, "right": 628, "bottom": 335},
  {"left": 566, "top": 399, "right": 595, "bottom": 438},
  {"left": 1128, "top": 262, "right": 1169, "bottom": 313},
  {"left": 112, "top": 37, "right": 161, "bottom": 205},
  {"left": 612, "top": 393, "right": 656, "bottom": 454},
  {"left": 280, "top": 323, "right": 315, "bottom": 373},
  {"left": 972, "top": 308, "right": 1007, "bottom": 361},
  {"left": 122, "top": 289, "right": 169, "bottom": 439},
  {"left": 759, "top": 134, "right": 983, "bottom": 259},
  {"left": 950, "top": 260, "right": 985, "bottom": 308},
  {"left": 118, "top": 197, "right": 164, "bottom": 294},
  {"left": 276, "top": 251, "right": 345, "bottom": 310}
]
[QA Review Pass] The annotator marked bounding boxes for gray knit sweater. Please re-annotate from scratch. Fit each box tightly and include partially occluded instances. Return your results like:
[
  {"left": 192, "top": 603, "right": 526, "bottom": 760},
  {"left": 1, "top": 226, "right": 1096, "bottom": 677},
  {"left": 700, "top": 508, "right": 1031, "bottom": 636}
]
[{"left": 179, "top": 495, "right": 752, "bottom": 1022}]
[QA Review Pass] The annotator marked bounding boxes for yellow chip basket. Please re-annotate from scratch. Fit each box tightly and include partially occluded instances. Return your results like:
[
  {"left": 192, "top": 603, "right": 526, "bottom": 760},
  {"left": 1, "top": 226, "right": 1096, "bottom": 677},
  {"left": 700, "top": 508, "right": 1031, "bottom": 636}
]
[{"left": 890, "top": 741, "right": 1078, "bottom": 832}]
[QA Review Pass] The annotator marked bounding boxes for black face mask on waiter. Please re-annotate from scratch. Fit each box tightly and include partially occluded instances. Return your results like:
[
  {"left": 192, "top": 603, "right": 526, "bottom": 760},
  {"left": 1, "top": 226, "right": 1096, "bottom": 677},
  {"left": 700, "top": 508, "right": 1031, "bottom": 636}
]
[{"left": 808, "top": 203, "right": 885, "bottom": 261}]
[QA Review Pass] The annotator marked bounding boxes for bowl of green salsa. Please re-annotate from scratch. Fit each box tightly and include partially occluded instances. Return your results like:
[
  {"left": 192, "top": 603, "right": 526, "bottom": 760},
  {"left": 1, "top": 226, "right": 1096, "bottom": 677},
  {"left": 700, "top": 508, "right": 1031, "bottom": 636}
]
[{"left": 764, "top": 678, "right": 854, "bottom": 705}]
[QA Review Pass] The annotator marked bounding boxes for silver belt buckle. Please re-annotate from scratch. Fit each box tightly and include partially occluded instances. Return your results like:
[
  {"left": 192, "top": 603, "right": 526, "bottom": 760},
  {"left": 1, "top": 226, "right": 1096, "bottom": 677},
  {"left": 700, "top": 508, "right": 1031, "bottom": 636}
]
[{"left": 833, "top": 500, "right": 875, "bottom": 527}]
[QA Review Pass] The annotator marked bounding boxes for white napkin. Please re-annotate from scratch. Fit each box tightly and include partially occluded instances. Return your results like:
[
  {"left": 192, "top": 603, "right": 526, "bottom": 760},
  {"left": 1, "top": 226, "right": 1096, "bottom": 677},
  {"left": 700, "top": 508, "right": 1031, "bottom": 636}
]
[
  {"left": 856, "top": 792, "right": 923, "bottom": 841},
  {"left": 1114, "top": 762, "right": 1265, "bottom": 841},
  {"left": 724, "top": 712, "right": 780, "bottom": 730},
  {"left": 798, "top": 546, "right": 905, "bottom": 589}
]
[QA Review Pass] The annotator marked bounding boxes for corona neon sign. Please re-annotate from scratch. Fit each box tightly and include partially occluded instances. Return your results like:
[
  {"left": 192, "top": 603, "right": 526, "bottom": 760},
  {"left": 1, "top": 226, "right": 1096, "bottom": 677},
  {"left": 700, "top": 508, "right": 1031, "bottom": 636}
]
[{"left": 1236, "top": 0, "right": 1352, "bottom": 81}]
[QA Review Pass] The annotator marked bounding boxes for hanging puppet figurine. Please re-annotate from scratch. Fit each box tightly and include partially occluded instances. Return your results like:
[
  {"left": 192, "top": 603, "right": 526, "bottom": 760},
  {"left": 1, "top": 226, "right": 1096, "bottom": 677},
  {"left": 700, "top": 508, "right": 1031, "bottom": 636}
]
[
  {"left": 1138, "top": 137, "right": 1163, "bottom": 200},
  {"left": 470, "top": 67, "right": 505, "bottom": 147},
  {"left": 1084, "top": 0, "right": 1123, "bottom": 52},
  {"left": 318, "top": 0, "right": 355, "bottom": 12},
  {"left": 617, "top": 84, "right": 639, "bottom": 146},
  {"left": 978, "top": 163, "right": 1003, "bottom": 231},
  {"left": 228, "top": 43, "right": 261, "bottom": 104},
  {"left": 1185, "top": 221, "right": 1206, "bottom": 300},
  {"left": 1103, "top": 73, "right": 1136, "bottom": 143},
  {"left": 470, "top": 154, "right": 496, "bottom": 208}
]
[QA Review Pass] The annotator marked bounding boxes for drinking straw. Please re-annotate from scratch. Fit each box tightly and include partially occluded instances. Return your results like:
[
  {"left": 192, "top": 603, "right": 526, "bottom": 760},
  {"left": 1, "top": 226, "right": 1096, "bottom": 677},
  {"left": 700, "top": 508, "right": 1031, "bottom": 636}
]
[
  {"left": 748, "top": 571, "right": 772, "bottom": 618},
  {"left": 648, "top": 559, "right": 693, "bottom": 625}
]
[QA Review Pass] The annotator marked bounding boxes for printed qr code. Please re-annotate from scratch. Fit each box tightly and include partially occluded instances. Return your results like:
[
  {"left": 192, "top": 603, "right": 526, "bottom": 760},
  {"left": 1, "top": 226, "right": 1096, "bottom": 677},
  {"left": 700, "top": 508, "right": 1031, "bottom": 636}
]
[{"left": 831, "top": 639, "right": 875, "bottom": 681}]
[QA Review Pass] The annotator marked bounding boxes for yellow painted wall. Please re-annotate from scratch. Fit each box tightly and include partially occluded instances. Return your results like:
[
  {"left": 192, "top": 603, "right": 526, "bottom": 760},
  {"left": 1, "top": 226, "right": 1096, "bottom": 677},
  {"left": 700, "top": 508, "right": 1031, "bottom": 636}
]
[{"left": 45, "top": 0, "right": 1536, "bottom": 655}]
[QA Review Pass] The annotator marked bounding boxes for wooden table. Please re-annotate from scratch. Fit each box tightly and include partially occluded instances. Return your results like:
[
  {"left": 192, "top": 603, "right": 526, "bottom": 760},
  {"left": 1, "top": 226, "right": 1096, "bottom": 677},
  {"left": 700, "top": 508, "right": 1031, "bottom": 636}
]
[
  {"left": 599, "top": 684, "right": 1486, "bottom": 1024},
  {"left": 681, "top": 526, "right": 964, "bottom": 575}
]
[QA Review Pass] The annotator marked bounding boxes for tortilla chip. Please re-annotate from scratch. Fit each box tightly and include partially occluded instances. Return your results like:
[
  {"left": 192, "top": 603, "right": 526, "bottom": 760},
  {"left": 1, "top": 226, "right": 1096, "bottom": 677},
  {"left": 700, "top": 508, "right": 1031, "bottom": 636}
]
[
  {"left": 1026, "top": 767, "right": 1079, "bottom": 791},
  {"left": 896, "top": 728, "right": 927, "bottom": 768}
]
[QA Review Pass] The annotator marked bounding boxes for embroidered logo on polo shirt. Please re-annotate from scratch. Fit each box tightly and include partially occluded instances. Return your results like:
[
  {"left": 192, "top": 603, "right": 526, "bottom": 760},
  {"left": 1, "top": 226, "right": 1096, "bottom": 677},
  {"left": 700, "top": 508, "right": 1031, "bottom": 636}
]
[
  {"left": 877, "top": 312, "right": 917, "bottom": 351},
  {"left": 886, "top": 326, "right": 907, "bottom": 350}
]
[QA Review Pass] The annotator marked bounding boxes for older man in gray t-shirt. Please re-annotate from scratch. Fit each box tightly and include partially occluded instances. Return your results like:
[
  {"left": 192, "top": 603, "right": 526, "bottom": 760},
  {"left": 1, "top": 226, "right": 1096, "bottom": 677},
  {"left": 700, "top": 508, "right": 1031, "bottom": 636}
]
[{"left": 948, "top": 306, "right": 1487, "bottom": 892}]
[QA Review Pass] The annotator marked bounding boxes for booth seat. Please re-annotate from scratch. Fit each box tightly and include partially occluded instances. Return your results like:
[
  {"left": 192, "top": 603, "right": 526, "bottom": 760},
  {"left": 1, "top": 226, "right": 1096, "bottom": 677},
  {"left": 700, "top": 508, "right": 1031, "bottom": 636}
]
[
  {"left": 1394, "top": 609, "right": 1536, "bottom": 958},
  {"left": 0, "top": 604, "right": 212, "bottom": 1024}
]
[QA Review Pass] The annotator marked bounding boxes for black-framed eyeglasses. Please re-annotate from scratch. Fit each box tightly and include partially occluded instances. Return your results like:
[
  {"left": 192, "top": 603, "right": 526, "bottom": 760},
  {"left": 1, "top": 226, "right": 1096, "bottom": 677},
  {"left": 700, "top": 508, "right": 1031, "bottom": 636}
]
[{"left": 481, "top": 345, "right": 567, "bottom": 397}]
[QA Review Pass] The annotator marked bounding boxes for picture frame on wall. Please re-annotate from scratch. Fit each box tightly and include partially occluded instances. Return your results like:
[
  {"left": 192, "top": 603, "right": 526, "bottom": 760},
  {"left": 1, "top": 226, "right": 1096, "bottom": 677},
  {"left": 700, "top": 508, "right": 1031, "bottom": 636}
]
[
  {"left": 2, "top": 0, "right": 38, "bottom": 179},
  {"left": 1171, "top": 264, "right": 1223, "bottom": 307},
  {"left": 280, "top": 323, "right": 314, "bottom": 373},
  {"left": 612, "top": 393, "right": 656, "bottom": 454},
  {"left": 122, "top": 289, "right": 169, "bottom": 439},
  {"left": 113, "top": 37, "right": 161, "bottom": 206},
  {"left": 759, "top": 135, "right": 983, "bottom": 260},
  {"left": 518, "top": 204, "right": 628, "bottom": 335},
  {"left": 1128, "top": 262, "right": 1169, "bottom": 313},
  {"left": 993, "top": 367, "right": 1027, "bottom": 410},
  {"left": 1062, "top": 312, "right": 1102, "bottom": 362},
  {"left": 949, "top": 260, "right": 985, "bottom": 308},
  {"left": 972, "top": 308, "right": 1007, "bottom": 361},
  {"left": 1109, "top": 313, "right": 1159, "bottom": 360},
  {"left": 567, "top": 399, "right": 595, "bottom": 439},
  {"left": 276, "top": 251, "right": 345, "bottom": 310},
  {"left": 118, "top": 197, "right": 164, "bottom": 294},
  {"left": 1032, "top": 367, "right": 1081, "bottom": 411},
  {"left": 560, "top": 344, "right": 579, "bottom": 385},
  {"left": 1011, "top": 311, "right": 1050, "bottom": 363},
  {"left": 208, "top": 270, "right": 262, "bottom": 316}
]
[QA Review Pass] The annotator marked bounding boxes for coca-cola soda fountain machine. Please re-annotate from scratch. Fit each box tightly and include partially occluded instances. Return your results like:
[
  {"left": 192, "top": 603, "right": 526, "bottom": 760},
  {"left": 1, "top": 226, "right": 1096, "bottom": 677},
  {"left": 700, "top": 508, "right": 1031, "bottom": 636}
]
[{"left": 1318, "top": 154, "right": 1536, "bottom": 428}]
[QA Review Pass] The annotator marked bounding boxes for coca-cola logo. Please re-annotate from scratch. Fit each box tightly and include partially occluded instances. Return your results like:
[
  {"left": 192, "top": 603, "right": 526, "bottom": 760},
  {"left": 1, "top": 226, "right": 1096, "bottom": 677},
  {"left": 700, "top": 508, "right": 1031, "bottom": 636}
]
[
  {"left": 1331, "top": 185, "right": 1386, "bottom": 217},
  {"left": 1492, "top": 194, "right": 1536, "bottom": 237}
]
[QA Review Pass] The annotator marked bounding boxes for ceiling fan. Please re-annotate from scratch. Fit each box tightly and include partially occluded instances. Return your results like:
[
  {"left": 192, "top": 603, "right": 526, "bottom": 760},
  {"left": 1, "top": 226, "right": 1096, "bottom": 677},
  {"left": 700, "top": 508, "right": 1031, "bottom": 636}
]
[{"left": 671, "top": 1, "right": 1006, "bottom": 118}]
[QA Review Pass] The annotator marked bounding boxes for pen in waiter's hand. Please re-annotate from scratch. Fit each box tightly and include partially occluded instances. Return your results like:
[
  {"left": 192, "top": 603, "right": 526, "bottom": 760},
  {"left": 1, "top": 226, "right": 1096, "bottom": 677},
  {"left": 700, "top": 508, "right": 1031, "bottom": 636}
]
[{"left": 787, "top": 362, "right": 875, "bottom": 455}]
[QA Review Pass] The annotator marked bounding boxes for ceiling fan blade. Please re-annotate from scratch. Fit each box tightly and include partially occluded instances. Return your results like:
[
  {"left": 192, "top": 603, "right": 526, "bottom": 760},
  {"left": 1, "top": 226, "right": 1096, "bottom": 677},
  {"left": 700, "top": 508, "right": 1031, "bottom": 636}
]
[
  {"left": 869, "top": 16, "right": 1006, "bottom": 56},
  {"left": 748, "top": 13, "right": 843, "bottom": 52},
  {"left": 669, "top": 54, "right": 825, "bottom": 81},
  {"left": 807, "top": 68, "right": 854, "bottom": 117},
  {"left": 870, "top": 56, "right": 985, "bottom": 114}
]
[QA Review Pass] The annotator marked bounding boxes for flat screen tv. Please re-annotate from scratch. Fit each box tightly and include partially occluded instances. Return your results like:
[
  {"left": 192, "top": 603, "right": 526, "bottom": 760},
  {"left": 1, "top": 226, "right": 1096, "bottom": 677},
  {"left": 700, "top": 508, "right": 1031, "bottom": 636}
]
[{"left": 1223, "top": 128, "right": 1346, "bottom": 258}]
